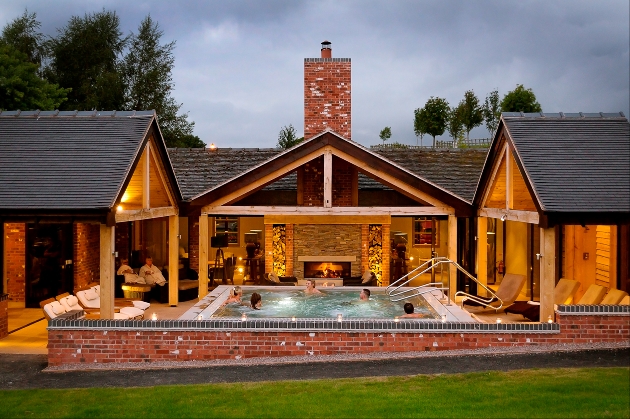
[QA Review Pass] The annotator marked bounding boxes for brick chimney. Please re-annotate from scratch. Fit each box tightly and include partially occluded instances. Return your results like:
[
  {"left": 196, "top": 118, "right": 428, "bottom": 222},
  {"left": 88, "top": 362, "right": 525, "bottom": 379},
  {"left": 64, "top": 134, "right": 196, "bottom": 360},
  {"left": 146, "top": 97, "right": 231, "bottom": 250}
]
[{"left": 304, "top": 41, "right": 351, "bottom": 140}]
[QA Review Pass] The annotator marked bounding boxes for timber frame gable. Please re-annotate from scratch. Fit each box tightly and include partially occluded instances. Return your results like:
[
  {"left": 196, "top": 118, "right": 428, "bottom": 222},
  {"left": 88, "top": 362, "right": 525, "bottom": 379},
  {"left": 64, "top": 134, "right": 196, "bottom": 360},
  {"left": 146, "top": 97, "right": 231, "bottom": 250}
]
[{"left": 185, "top": 130, "right": 474, "bottom": 217}]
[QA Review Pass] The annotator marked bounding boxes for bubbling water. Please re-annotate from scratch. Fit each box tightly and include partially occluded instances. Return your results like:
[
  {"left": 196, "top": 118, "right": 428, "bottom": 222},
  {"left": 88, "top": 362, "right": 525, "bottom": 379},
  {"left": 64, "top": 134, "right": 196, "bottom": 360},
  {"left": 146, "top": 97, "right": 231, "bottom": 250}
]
[{"left": 213, "top": 288, "right": 439, "bottom": 319}]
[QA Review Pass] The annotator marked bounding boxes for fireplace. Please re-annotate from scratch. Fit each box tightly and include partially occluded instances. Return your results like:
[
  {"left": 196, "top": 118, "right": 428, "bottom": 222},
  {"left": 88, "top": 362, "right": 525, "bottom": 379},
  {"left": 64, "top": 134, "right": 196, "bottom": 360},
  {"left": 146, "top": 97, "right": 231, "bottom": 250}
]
[{"left": 304, "top": 262, "right": 351, "bottom": 279}]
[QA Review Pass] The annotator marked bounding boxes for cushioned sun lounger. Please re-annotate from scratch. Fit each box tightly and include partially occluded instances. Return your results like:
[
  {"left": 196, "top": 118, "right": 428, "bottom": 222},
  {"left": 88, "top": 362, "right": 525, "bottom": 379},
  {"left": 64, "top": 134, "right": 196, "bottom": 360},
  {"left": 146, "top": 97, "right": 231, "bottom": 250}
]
[
  {"left": 461, "top": 273, "right": 526, "bottom": 311},
  {"left": 505, "top": 278, "right": 581, "bottom": 321}
]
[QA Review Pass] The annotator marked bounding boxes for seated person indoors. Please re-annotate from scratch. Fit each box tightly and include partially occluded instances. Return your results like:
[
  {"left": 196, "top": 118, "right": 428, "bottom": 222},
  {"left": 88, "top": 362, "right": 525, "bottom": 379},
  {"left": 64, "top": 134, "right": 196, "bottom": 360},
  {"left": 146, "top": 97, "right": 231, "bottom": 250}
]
[
  {"left": 304, "top": 279, "right": 322, "bottom": 294},
  {"left": 250, "top": 292, "right": 262, "bottom": 310},
  {"left": 222, "top": 286, "right": 243, "bottom": 306},
  {"left": 139, "top": 256, "right": 166, "bottom": 286},
  {"left": 360, "top": 288, "right": 371, "bottom": 301},
  {"left": 401, "top": 302, "right": 424, "bottom": 318},
  {"left": 117, "top": 258, "right": 144, "bottom": 284}
]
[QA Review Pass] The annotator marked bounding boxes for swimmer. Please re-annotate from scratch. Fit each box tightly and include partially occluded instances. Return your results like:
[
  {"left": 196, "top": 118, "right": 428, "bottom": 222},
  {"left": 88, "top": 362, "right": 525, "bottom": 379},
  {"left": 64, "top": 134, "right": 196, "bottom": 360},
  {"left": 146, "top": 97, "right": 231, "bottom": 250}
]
[
  {"left": 304, "top": 279, "right": 322, "bottom": 294},
  {"left": 250, "top": 292, "right": 262, "bottom": 310},
  {"left": 221, "top": 286, "right": 243, "bottom": 306},
  {"left": 359, "top": 289, "right": 370, "bottom": 301},
  {"left": 401, "top": 302, "right": 424, "bottom": 318}
]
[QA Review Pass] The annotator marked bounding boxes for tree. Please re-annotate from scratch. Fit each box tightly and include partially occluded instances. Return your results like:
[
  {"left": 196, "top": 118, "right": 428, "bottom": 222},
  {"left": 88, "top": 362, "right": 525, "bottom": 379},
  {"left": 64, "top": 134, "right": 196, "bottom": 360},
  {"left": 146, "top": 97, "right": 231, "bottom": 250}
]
[
  {"left": 277, "top": 124, "right": 303, "bottom": 149},
  {"left": 446, "top": 104, "right": 465, "bottom": 145},
  {"left": 0, "top": 45, "right": 69, "bottom": 111},
  {"left": 500, "top": 84, "right": 542, "bottom": 113},
  {"left": 0, "top": 9, "right": 46, "bottom": 67},
  {"left": 459, "top": 90, "right": 483, "bottom": 141},
  {"left": 413, "top": 107, "right": 428, "bottom": 146},
  {"left": 45, "top": 9, "right": 127, "bottom": 111},
  {"left": 422, "top": 96, "right": 450, "bottom": 147},
  {"left": 379, "top": 126, "right": 391, "bottom": 144},
  {"left": 122, "top": 15, "right": 203, "bottom": 148},
  {"left": 483, "top": 89, "right": 501, "bottom": 138}
]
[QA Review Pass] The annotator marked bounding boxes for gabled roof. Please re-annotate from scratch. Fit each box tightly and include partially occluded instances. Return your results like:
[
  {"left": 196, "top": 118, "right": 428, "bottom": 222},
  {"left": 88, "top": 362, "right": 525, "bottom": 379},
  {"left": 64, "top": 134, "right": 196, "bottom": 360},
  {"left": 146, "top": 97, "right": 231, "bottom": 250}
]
[
  {"left": 0, "top": 110, "right": 181, "bottom": 222},
  {"left": 169, "top": 146, "right": 487, "bottom": 203},
  {"left": 474, "top": 112, "right": 630, "bottom": 223},
  {"left": 180, "top": 130, "right": 480, "bottom": 216}
]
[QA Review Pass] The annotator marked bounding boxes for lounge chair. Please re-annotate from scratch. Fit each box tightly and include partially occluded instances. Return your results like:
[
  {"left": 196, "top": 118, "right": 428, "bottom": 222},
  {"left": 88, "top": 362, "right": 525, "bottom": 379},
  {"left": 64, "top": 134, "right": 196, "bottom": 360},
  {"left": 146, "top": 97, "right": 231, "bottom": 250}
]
[
  {"left": 620, "top": 295, "right": 630, "bottom": 305},
  {"left": 460, "top": 273, "right": 526, "bottom": 312},
  {"left": 40, "top": 298, "right": 65, "bottom": 321},
  {"left": 601, "top": 289, "right": 629, "bottom": 305},
  {"left": 343, "top": 271, "right": 376, "bottom": 286},
  {"left": 76, "top": 286, "right": 146, "bottom": 319},
  {"left": 262, "top": 272, "right": 297, "bottom": 286},
  {"left": 576, "top": 284, "right": 607, "bottom": 305},
  {"left": 504, "top": 278, "right": 581, "bottom": 322}
]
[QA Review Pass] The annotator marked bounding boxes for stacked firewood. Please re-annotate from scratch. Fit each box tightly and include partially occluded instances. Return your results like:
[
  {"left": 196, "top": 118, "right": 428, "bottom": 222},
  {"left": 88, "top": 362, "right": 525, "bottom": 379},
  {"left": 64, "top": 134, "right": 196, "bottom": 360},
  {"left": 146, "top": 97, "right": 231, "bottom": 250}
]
[
  {"left": 272, "top": 225, "right": 287, "bottom": 276},
  {"left": 368, "top": 225, "right": 383, "bottom": 282}
]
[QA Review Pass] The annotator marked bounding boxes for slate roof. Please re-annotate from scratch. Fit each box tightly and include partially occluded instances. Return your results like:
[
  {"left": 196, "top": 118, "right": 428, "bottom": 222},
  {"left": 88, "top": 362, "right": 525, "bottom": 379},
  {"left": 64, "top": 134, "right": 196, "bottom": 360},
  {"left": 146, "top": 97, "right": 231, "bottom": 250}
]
[
  {"left": 0, "top": 110, "right": 155, "bottom": 211},
  {"left": 501, "top": 113, "right": 630, "bottom": 213},
  {"left": 168, "top": 146, "right": 488, "bottom": 203}
]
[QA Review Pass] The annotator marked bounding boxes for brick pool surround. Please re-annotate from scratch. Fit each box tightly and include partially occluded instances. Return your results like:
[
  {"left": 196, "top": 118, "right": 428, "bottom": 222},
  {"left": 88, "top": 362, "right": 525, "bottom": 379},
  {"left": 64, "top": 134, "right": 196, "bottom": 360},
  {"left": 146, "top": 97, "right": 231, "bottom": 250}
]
[{"left": 47, "top": 305, "right": 629, "bottom": 367}]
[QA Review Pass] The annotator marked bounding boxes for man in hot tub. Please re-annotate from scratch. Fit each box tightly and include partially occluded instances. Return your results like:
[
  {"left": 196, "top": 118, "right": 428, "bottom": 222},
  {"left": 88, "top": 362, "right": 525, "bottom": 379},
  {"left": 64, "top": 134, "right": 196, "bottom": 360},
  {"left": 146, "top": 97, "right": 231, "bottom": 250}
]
[
  {"left": 359, "top": 289, "right": 370, "bottom": 301},
  {"left": 304, "top": 279, "right": 322, "bottom": 294}
]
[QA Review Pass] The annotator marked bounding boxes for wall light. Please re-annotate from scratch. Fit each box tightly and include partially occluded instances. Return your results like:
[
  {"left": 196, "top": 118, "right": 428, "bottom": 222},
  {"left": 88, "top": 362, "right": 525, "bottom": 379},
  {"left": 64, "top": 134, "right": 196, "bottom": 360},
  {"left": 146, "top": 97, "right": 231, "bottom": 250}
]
[
  {"left": 117, "top": 205, "right": 123, "bottom": 212},
  {"left": 547, "top": 315, "right": 553, "bottom": 324},
  {"left": 241, "top": 313, "right": 247, "bottom": 322},
  {"left": 496, "top": 317, "right": 502, "bottom": 324},
  {"left": 151, "top": 312, "right": 158, "bottom": 321},
  {"left": 337, "top": 313, "right": 343, "bottom": 323},
  {"left": 500, "top": 213, "right": 507, "bottom": 222}
]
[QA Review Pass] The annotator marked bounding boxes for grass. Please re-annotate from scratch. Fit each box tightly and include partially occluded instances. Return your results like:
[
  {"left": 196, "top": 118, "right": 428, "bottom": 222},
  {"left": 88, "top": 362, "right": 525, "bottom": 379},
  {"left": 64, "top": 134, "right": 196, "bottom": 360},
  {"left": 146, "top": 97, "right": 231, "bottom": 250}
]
[{"left": 0, "top": 367, "right": 628, "bottom": 418}]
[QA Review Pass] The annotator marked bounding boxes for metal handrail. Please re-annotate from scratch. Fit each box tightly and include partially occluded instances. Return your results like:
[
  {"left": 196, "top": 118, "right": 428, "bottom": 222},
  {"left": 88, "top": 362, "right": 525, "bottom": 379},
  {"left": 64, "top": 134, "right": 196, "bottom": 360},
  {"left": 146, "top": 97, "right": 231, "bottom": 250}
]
[{"left": 386, "top": 257, "right": 503, "bottom": 309}]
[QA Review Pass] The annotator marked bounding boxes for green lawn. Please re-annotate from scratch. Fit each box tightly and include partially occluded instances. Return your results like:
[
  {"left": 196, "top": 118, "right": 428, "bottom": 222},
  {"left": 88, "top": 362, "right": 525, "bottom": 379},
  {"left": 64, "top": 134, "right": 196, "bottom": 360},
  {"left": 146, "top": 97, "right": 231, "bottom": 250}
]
[{"left": 0, "top": 367, "right": 628, "bottom": 418}]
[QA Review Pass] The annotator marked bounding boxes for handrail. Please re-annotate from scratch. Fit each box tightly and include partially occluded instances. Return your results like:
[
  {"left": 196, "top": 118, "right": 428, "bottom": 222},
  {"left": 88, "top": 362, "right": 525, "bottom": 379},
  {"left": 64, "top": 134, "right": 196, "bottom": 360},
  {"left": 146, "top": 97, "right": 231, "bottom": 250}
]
[{"left": 386, "top": 257, "right": 503, "bottom": 310}]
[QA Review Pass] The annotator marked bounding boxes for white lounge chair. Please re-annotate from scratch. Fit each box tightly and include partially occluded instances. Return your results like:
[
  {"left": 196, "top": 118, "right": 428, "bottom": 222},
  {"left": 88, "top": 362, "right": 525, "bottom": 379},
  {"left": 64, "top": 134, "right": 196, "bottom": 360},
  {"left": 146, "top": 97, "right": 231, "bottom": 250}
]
[{"left": 76, "top": 287, "right": 145, "bottom": 319}]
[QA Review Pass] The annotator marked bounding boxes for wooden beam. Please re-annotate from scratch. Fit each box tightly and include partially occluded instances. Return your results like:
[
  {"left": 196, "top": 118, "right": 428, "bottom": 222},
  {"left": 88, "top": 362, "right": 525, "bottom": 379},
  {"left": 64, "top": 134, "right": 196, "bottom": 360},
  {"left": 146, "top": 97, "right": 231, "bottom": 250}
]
[
  {"left": 479, "top": 207, "right": 539, "bottom": 225},
  {"left": 448, "top": 215, "right": 458, "bottom": 302},
  {"left": 115, "top": 206, "right": 178, "bottom": 223},
  {"left": 480, "top": 142, "right": 507, "bottom": 209},
  {"left": 204, "top": 206, "right": 454, "bottom": 217},
  {"left": 264, "top": 214, "right": 391, "bottom": 225},
  {"left": 324, "top": 147, "right": 332, "bottom": 208},
  {"left": 150, "top": 138, "right": 176, "bottom": 207},
  {"left": 143, "top": 143, "right": 150, "bottom": 209},
  {"left": 477, "top": 217, "right": 488, "bottom": 297},
  {"left": 506, "top": 146, "right": 513, "bottom": 210},
  {"left": 99, "top": 224, "right": 115, "bottom": 319},
  {"left": 540, "top": 226, "right": 556, "bottom": 322},
  {"left": 198, "top": 215, "right": 209, "bottom": 298},
  {"left": 168, "top": 215, "right": 179, "bottom": 306}
]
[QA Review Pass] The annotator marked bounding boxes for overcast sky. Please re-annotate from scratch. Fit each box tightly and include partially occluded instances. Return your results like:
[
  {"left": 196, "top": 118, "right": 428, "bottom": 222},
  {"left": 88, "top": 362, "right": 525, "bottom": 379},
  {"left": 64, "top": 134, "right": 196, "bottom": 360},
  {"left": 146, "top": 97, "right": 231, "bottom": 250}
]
[{"left": 2, "top": 0, "right": 628, "bottom": 148}]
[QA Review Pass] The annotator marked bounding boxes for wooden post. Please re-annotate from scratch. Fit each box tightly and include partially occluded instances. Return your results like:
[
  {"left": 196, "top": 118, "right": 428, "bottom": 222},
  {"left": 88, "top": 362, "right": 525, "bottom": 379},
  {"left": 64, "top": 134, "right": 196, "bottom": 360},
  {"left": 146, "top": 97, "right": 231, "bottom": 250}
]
[
  {"left": 168, "top": 215, "right": 179, "bottom": 306},
  {"left": 143, "top": 144, "right": 150, "bottom": 209},
  {"left": 323, "top": 147, "right": 332, "bottom": 208},
  {"left": 506, "top": 147, "right": 513, "bottom": 210},
  {"left": 477, "top": 217, "right": 488, "bottom": 297},
  {"left": 99, "top": 224, "right": 115, "bottom": 319},
  {"left": 448, "top": 215, "right": 458, "bottom": 301},
  {"left": 198, "top": 214, "right": 209, "bottom": 298},
  {"left": 540, "top": 227, "right": 556, "bottom": 322}
]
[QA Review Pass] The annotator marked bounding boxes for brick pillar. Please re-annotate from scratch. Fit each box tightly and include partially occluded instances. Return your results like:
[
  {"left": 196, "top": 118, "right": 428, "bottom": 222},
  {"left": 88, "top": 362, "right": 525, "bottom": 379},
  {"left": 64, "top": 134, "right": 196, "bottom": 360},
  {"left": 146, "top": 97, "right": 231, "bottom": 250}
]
[
  {"left": 0, "top": 294, "right": 8, "bottom": 338},
  {"left": 304, "top": 43, "right": 351, "bottom": 140},
  {"left": 285, "top": 224, "right": 294, "bottom": 276},
  {"left": 189, "top": 219, "right": 199, "bottom": 272},
  {"left": 4, "top": 223, "right": 26, "bottom": 302},
  {"left": 73, "top": 223, "right": 100, "bottom": 291}
]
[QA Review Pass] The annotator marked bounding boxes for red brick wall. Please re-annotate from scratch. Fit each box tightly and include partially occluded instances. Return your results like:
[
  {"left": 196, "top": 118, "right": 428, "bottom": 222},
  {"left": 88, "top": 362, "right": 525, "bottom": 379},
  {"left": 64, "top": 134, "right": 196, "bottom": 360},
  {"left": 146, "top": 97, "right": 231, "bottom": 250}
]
[
  {"left": 4, "top": 223, "right": 26, "bottom": 302},
  {"left": 0, "top": 296, "right": 8, "bottom": 339},
  {"left": 304, "top": 58, "right": 351, "bottom": 140},
  {"left": 303, "top": 157, "right": 324, "bottom": 206},
  {"left": 332, "top": 156, "right": 353, "bottom": 207},
  {"left": 73, "top": 223, "right": 100, "bottom": 291},
  {"left": 114, "top": 222, "right": 130, "bottom": 264},
  {"left": 47, "top": 312, "right": 630, "bottom": 366},
  {"left": 189, "top": 219, "right": 199, "bottom": 273}
]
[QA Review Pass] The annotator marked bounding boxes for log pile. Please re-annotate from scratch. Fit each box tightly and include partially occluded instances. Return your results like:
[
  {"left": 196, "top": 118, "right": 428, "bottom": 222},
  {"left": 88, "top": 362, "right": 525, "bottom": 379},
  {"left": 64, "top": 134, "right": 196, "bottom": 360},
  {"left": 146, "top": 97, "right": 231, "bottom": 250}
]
[
  {"left": 368, "top": 224, "right": 383, "bottom": 284},
  {"left": 272, "top": 224, "right": 287, "bottom": 276}
]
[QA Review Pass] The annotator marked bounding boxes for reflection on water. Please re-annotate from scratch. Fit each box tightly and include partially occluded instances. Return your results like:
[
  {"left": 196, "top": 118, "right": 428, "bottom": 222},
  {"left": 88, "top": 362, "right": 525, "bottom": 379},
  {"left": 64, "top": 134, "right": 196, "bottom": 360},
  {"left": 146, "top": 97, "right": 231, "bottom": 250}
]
[{"left": 213, "top": 288, "right": 439, "bottom": 319}]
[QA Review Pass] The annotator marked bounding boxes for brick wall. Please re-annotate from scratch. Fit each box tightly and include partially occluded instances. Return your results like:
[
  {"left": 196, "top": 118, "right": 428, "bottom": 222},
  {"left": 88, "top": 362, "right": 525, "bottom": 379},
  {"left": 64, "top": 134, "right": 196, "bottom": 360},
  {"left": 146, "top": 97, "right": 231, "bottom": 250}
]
[
  {"left": 4, "top": 223, "right": 25, "bottom": 302},
  {"left": 189, "top": 219, "right": 199, "bottom": 273},
  {"left": 302, "top": 157, "right": 324, "bottom": 207},
  {"left": 73, "top": 223, "right": 100, "bottom": 291},
  {"left": 46, "top": 312, "right": 630, "bottom": 366},
  {"left": 293, "top": 224, "right": 362, "bottom": 278},
  {"left": 304, "top": 58, "right": 351, "bottom": 140},
  {"left": 114, "top": 222, "right": 130, "bottom": 262},
  {"left": 332, "top": 156, "right": 353, "bottom": 207},
  {"left": 0, "top": 295, "right": 8, "bottom": 339}
]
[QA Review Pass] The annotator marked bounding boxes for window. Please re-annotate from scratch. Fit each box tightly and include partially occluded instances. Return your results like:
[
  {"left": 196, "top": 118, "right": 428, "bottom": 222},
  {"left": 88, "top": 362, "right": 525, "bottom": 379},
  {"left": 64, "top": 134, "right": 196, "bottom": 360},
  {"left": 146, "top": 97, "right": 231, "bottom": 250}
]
[
  {"left": 413, "top": 217, "right": 437, "bottom": 246},
  {"left": 215, "top": 217, "right": 239, "bottom": 245}
]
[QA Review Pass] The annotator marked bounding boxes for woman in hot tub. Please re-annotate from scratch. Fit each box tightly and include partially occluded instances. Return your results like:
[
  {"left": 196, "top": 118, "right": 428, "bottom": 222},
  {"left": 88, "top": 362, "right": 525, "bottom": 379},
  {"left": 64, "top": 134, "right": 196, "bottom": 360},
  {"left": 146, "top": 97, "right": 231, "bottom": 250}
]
[{"left": 221, "top": 286, "right": 243, "bottom": 306}]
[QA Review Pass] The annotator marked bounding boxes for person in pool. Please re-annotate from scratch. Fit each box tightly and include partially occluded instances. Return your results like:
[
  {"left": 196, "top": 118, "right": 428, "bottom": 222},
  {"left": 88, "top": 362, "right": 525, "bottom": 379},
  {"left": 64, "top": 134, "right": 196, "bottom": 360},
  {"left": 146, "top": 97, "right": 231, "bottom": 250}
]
[
  {"left": 360, "top": 289, "right": 371, "bottom": 301},
  {"left": 401, "top": 302, "right": 424, "bottom": 318},
  {"left": 304, "top": 279, "right": 322, "bottom": 294},
  {"left": 250, "top": 292, "right": 262, "bottom": 309},
  {"left": 222, "top": 286, "right": 243, "bottom": 305}
]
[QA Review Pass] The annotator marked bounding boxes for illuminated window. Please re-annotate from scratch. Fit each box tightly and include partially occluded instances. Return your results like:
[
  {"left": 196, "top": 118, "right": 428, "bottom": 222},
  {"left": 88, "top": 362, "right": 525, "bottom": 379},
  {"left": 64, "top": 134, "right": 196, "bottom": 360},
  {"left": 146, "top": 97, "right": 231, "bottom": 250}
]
[
  {"left": 413, "top": 217, "right": 437, "bottom": 247},
  {"left": 215, "top": 217, "right": 239, "bottom": 245}
]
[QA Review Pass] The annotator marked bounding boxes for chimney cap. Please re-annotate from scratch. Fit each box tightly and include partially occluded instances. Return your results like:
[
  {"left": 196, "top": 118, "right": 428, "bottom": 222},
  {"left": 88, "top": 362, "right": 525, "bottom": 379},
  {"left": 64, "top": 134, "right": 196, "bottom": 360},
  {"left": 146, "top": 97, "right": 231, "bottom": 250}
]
[{"left": 321, "top": 40, "right": 331, "bottom": 49}]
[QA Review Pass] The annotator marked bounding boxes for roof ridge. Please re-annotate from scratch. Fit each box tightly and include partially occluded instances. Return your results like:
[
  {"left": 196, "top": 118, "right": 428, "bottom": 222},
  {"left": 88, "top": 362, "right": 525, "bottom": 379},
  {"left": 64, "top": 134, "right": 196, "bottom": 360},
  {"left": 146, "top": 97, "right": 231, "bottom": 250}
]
[{"left": 0, "top": 110, "right": 156, "bottom": 118}]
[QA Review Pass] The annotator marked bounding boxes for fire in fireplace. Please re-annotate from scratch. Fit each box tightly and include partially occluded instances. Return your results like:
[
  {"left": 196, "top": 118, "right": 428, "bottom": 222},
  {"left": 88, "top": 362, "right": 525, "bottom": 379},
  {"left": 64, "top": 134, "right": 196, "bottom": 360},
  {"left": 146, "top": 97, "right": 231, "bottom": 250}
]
[{"left": 304, "top": 262, "right": 351, "bottom": 278}]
